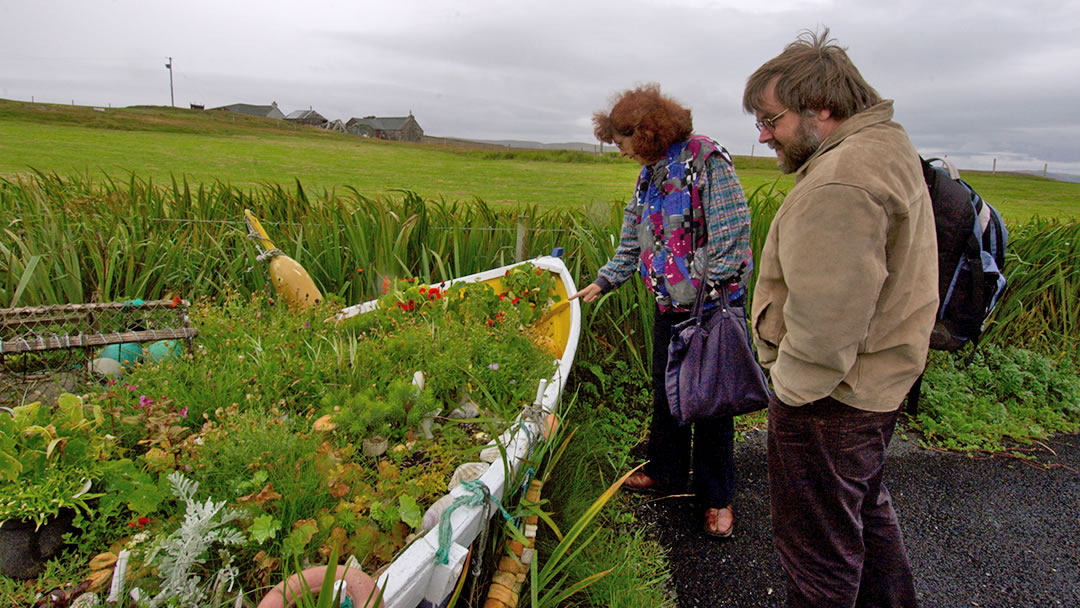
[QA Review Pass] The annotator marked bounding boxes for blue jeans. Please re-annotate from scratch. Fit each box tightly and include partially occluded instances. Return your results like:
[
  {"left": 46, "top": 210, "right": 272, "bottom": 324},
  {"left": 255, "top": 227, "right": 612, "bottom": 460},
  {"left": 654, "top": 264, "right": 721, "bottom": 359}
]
[{"left": 644, "top": 306, "right": 735, "bottom": 508}]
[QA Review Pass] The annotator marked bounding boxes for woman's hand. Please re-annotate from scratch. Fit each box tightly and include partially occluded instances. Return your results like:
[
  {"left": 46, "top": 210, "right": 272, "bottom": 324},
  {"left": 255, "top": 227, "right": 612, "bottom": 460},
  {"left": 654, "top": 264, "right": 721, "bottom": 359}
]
[{"left": 570, "top": 282, "right": 604, "bottom": 303}]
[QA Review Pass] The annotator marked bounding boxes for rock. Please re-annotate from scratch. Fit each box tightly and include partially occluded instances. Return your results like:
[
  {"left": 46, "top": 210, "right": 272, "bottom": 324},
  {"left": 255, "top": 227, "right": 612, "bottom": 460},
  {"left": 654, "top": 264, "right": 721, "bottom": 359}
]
[
  {"left": 448, "top": 462, "right": 488, "bottom": 491},
  {"left": 0, "top": 509, "right": 75, "bottom": 579},
  {"left": 448, "top": 402, "right": 481, "bottom": 419},
  {"left": 70, "top": 593, "right": 101, "bottom": 607},
  {"left": 420, "top": 494, "right": 455, "bottom": 535},
  {"left": 480, "top": 445, "right": 501, "bottom": 463},
  {"left": 362, "top": 435, "right": 388, "bottom": 458}
]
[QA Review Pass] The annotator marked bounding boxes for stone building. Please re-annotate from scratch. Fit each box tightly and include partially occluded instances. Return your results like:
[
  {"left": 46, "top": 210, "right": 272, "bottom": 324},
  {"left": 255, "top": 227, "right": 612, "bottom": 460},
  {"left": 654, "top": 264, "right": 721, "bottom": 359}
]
[
  {"left": 345, "top": 114, "right": 423, "bottom": 142},
  {"left": 284, "top": 109, "right": 328, "bottom": 127}
]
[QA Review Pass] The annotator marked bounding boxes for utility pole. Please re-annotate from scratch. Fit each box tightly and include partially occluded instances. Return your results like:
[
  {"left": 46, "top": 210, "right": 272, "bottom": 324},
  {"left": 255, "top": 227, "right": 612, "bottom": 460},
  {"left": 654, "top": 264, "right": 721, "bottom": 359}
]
[{"left": 165, "top": 57, "right": 174, "bottom": 107}]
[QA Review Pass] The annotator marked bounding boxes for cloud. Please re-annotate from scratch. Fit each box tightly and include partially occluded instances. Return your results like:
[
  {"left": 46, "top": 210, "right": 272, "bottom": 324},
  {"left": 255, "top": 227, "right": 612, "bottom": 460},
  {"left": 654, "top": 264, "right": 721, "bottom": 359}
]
[{"left": 1, "top": 0, "right": 1078, "bottom": 173}]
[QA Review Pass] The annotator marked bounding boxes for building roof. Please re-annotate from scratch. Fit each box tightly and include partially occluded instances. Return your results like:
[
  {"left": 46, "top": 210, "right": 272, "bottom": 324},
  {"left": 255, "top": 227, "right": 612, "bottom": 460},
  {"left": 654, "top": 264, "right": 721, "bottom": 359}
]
[
  {"left": 285, "top": 109, "right": 326, "bottom": 121},
  {"left": 211, "top": 103, "right": 277, "bottom": 117},
  {"left": 346, "top": 116, "right": 415, "bottom": 131}
]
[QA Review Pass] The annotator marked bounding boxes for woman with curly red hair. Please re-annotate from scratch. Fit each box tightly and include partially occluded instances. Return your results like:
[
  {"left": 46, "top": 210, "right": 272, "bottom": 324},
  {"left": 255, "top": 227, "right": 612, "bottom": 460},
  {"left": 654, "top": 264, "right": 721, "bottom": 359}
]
[{"left": 572, "top": 83, "right": 753, "bottom": 538}]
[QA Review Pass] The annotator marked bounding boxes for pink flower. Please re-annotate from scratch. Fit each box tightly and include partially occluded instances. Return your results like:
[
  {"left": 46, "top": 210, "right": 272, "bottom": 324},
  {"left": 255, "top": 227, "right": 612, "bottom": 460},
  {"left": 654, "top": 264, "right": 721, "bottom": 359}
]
[
  {"left": 139, "top": 395, "right": 154, "bottom": 409},
  {"left": 126, "top": 384, "right": 137, "bottom": 392},
  {"left": 178, "top": 407, "right": 188, "bottom": 418}
]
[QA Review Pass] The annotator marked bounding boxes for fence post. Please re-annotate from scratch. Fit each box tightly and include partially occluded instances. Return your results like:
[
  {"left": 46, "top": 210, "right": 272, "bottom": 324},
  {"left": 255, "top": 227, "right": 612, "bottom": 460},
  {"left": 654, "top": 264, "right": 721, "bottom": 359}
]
[{"left": 515, "top": 215, "right": 531, "bottom": 262}]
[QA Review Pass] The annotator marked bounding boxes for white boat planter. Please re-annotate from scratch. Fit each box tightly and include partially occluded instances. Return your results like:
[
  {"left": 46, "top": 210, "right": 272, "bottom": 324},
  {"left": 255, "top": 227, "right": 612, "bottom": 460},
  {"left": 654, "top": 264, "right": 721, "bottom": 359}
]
[{"left": 337, "top": 254, "right": 580, "bottom": 608}]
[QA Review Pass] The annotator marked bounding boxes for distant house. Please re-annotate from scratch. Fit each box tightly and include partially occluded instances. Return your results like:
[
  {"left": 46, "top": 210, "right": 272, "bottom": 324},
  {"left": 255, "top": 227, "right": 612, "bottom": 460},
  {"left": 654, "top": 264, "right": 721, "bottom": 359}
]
[
  {"left": 210, "top": 101, "right": 285, "bottom": 119},
  {"left": 284, "top": 109, "right": 328, "bottom": 127},
  {"left": 345, "top": 114, "right": 423, "bottom": 142}
]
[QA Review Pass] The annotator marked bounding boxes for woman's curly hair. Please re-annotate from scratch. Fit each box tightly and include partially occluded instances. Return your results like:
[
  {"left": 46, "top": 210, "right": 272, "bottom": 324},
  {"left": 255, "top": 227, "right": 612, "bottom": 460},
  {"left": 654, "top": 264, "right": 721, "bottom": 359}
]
[{"left": 592, "top": 83, "right": 693, "bottom": 163}]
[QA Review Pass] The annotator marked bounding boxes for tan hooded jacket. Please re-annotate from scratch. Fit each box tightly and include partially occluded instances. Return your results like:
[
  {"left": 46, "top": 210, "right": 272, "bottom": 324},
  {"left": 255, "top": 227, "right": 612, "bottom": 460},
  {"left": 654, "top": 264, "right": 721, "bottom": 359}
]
[{"left": 751, "top": 101, "right": 938, "bottom": 412}]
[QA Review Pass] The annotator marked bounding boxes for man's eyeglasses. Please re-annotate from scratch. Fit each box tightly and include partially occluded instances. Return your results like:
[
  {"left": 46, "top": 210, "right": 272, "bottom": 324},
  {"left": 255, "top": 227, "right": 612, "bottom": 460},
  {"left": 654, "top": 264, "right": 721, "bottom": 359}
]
[{"left": 755, "top": 109, "right": 788, "bottom": 132}]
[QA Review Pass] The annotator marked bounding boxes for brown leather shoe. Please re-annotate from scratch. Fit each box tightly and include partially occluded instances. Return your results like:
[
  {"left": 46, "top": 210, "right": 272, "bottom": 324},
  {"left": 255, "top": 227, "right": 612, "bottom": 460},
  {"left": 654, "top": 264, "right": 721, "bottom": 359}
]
[
  {"left": 704, "top": 506, "right": 734, "bottom": 538},
  {"left": 622, "top": 470, "right": 662, "bottom": 494}
]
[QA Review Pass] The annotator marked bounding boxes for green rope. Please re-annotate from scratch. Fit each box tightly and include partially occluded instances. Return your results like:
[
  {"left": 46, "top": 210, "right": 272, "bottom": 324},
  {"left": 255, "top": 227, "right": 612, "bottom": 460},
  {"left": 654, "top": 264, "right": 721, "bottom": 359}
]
[{"left": 434, "top": 479, "right": 512, "bottom": 565}]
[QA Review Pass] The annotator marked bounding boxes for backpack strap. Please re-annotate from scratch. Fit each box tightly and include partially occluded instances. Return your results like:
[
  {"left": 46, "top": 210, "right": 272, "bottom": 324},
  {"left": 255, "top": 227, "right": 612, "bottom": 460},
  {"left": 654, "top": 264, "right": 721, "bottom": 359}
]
[{"left": 905, "top": 372, "right": 924, "bottom": 417}]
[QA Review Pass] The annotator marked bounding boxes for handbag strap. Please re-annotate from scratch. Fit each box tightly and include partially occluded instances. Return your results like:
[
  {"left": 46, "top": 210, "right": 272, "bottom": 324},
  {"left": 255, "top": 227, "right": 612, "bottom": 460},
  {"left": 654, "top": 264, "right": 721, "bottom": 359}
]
[{"left": 690, "top": 241, "right": 714, "bottom": 326}]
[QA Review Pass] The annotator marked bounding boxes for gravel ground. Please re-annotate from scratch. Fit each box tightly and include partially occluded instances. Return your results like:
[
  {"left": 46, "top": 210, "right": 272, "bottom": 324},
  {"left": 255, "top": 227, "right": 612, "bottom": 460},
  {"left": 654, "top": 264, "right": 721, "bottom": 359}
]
[{"left": 629, "top": 430, "right": 1080, "bottom": 608}]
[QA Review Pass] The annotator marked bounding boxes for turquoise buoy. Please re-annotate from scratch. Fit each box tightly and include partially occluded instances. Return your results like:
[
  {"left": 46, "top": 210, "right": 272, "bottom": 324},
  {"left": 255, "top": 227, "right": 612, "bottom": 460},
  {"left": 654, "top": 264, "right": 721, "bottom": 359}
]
[
  {"left": 145, "top": 340, "right": 182, "bottom": 363},
  {"left": 99, "top": 343, "right": 143, "bottom": 365}
]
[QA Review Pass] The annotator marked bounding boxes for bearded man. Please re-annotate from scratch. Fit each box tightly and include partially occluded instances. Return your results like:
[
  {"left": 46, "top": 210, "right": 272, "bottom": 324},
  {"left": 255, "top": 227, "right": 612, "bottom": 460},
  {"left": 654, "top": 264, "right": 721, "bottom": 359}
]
[{"left": 743, "top": 28, "right": 938, "bottom": 607}]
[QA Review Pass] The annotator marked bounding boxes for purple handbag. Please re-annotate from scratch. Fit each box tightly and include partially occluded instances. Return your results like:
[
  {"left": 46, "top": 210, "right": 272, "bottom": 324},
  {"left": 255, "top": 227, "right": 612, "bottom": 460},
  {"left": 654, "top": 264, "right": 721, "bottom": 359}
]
[{"left": 665, "top": 282, "right": 770, "bottom": 426}]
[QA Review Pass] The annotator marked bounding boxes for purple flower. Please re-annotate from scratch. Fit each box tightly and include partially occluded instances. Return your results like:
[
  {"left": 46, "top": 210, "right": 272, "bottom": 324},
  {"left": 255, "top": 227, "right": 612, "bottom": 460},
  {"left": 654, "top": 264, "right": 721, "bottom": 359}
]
[{"left": 488, "top": 363, "right": 499, "bottom": 371}]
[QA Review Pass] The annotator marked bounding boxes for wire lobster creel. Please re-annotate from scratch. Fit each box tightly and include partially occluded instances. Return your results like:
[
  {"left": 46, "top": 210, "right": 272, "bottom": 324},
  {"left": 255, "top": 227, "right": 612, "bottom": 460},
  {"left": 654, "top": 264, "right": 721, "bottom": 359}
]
[{"left": 0, "top": 299, "right": 198, "bottom": 407}]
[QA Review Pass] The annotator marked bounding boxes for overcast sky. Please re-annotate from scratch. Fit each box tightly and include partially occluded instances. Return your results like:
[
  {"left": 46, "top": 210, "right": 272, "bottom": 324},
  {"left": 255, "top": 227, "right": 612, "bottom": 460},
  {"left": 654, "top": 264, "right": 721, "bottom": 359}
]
[{"left": 3, "top": 0, "right": 1078, "bottom": 175}]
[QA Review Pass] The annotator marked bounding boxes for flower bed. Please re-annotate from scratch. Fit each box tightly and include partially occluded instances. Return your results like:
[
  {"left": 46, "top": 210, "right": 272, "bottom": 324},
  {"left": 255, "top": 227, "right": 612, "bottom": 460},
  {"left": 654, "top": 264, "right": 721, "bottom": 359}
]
[{"left": 0, "top": 258, "right": 579, "bottom": 607}]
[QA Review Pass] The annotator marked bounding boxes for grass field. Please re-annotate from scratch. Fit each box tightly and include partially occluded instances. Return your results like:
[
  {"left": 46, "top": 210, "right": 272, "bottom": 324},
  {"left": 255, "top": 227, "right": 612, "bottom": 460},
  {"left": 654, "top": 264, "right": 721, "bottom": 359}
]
[{"left": 6, "top": 98, "right": 1074, "bottom": 221}]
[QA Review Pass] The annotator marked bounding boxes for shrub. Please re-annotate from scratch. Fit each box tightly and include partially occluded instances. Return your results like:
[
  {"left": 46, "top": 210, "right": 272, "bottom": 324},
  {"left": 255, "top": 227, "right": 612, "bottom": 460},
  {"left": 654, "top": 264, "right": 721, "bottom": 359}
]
[{"left": 911, "top": 345, "right": 1080, "bottom": 452}]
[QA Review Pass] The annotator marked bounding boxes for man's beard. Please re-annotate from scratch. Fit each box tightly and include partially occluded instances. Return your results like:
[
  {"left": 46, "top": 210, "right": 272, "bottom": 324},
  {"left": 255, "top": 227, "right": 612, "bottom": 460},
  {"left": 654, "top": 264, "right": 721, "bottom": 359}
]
[{"left": 772, "top": 116, "right": 821, "bottom": 174}]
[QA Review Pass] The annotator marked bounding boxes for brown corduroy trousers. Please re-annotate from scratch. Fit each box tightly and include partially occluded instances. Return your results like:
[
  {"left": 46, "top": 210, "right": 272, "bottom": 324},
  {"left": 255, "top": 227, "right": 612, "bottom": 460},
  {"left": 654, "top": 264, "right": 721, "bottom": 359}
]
[{"left": 767, "top": 395, "right": 918, "bottom": 608}]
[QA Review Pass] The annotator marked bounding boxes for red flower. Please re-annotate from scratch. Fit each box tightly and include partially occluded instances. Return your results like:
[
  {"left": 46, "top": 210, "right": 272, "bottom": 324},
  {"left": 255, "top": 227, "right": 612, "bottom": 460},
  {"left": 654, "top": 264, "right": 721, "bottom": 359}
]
[
  {"left": 419, "top": 286, "right": 427, "bottom": 294},
  {"left": 498, "top": 294, "right": 506, "bottom": 301},
  {"left": 381, "top": 276, "right": 392, "bottom": 295},
  {"left": 536, "top": 268, "right": 543, "bottom": 275},
  {"left": 512, "top": 297, "right": 520, "bottom": 305},
  {"left": 486, "top": 319, "right": 495, "bottom": 327},
  {"left": 356, "top": 268, "right": 364, "bottom": 275},
  {"left": 169, "top": 296, "right": 182, "bottom": 308}
]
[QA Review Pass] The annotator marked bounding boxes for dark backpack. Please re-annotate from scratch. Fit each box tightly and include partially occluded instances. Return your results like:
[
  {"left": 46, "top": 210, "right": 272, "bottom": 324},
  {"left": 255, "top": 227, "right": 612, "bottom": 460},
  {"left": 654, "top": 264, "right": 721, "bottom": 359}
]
[
  {"left": 920, "top": 156, "right": 1009, "bottom": 352},
  {"left": 907, "top": 156, "right": 1009, "bottom": 414}
]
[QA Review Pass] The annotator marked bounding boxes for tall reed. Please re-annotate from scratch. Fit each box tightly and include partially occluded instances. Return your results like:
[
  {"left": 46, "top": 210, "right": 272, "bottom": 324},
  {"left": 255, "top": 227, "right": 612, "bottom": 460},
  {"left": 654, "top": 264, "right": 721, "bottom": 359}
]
[
  {"left": 1, "top": 173, "right": 1074, "bottom": 366},
  {"left": 984, "top": 218, "right": 1080, "bottom": 361}
]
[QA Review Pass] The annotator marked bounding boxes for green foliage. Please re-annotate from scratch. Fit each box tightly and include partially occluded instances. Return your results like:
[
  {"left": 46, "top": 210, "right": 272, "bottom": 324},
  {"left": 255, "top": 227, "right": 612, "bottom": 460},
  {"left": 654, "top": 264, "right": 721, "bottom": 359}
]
[
  {"left": 910, "top": 346, "right": 1080, "bottom": 452},
  {"left": 250, "top": 514, "right": 282, "bottom": 544},
  {"left": 0, "top": 394, "right": 115, "bottom": 527}
]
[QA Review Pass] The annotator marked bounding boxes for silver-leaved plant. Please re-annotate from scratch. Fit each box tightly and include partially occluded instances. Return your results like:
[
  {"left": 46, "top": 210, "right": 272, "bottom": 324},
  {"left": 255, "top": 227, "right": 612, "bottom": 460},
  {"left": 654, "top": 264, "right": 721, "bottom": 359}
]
[{"left": 145, "top": 471, "right": 246, "bottom": 608}]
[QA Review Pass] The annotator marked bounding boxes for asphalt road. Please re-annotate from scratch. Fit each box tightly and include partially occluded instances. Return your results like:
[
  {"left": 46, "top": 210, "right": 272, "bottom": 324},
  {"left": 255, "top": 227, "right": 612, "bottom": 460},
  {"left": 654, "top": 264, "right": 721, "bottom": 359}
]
[{"left": 629, "top": 430, "right": 1080, "bottom": 608}]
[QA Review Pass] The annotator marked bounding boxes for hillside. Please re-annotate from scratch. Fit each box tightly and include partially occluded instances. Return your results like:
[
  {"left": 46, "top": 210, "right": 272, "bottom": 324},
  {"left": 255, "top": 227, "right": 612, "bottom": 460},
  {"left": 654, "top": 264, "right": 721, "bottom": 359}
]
[{"left": 1, "top": 98, "right": 1076, "bottom": 220}]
